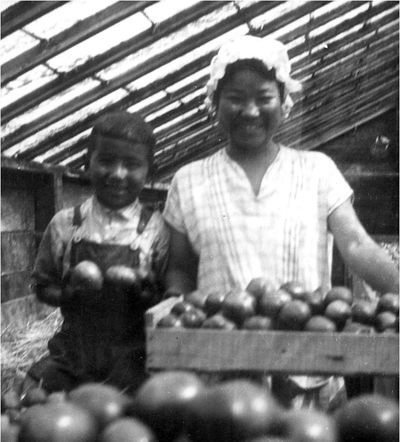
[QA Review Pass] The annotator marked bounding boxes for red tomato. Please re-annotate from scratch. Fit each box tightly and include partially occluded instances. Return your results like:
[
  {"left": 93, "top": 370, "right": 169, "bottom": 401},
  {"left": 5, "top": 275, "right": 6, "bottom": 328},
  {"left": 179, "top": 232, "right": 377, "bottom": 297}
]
[
  {"left": 132, "top": 371, "right": 204, "bottom": 440},
  {"left": 186, "top": 379, "right": 281, "bottom": 442},
  {"left": 69, "top": 383, "right": 131, "bottom": 430},
  {"left": 335, "top": 393, "right": 399, "bottom": 442},
  {"left": 70, "top": 260, "right": 103, "bottom": 291},
  {"left": 98, "top": 417, "right": 156, "bottom": 442},
  {"left": 18, "top": 402, "right": 98, "bottom": 442}
]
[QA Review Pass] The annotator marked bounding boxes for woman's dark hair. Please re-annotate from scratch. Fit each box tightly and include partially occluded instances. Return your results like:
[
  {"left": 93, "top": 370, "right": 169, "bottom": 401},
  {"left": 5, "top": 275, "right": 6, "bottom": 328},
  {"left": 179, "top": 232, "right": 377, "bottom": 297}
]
[
  {"left": 213, "top": 59, "right": 286, "bottom": 109},
  {"left": 85, "top": 111, "right": 156, "bottom": 174}
]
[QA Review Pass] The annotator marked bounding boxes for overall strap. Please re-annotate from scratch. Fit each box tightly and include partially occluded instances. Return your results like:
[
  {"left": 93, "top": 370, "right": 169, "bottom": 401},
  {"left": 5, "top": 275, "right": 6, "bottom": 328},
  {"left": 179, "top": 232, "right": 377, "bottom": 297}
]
[
  {"left": 72, "top": 204, "right": 83, "bottom": 227},
  {"left": 137, "top": 204, "right": 154, "bottom": 234}
]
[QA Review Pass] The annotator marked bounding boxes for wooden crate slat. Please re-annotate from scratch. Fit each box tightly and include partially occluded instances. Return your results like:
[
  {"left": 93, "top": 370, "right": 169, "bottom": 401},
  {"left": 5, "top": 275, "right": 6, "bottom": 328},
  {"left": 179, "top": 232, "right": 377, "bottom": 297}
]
[
  {"left": 146, "top": 299, "right": 399, "bottom": 376},
  {"left": 146, "top": 329, "right": 399, "bottom": 376}
]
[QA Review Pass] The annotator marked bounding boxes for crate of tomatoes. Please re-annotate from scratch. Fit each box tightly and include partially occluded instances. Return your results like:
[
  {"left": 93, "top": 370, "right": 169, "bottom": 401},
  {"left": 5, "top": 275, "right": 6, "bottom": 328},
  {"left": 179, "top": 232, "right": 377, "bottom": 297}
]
[{"left": 145, "top": 279, "right": 399, "bottom": 376}]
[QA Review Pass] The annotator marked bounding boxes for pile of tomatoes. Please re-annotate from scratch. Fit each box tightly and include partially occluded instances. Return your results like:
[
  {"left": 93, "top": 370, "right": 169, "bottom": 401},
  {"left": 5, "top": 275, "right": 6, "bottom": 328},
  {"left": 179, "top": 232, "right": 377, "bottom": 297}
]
[
  {"left": 2, "top": 371, "right": 399, "bottom": 442},
  {"left": 158, "top": 278, "right": 399, "bottom": 333}
]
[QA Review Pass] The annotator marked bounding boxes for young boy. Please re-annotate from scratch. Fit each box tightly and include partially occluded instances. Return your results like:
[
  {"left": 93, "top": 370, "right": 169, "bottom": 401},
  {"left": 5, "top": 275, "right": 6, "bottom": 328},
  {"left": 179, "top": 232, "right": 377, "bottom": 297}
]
[{"left": 25, "top": 111, "right": 169, "bottom": 393}]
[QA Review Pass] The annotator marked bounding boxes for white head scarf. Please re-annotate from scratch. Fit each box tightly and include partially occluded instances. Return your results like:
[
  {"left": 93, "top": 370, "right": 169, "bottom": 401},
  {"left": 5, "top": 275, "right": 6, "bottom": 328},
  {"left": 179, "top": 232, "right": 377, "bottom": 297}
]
[{"left": 205, "top": 35, "right": 302, "bottom": 118}]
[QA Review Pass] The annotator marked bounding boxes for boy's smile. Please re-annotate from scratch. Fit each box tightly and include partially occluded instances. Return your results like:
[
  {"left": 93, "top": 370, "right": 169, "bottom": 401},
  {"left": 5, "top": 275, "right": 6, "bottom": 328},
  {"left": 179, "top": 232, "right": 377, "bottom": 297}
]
[{"left": 89, "top": 135, "right": 150, "bottom": 210}]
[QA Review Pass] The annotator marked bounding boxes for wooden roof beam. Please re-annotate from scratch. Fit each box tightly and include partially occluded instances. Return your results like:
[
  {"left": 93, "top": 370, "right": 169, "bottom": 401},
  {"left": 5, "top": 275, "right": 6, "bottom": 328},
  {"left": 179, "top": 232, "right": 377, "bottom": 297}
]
[
  {"left": 2, "top": 0, "right": 380, "bottom": 148},
  {"left": 284, "top": 1, "right": 397, "bottom": 63},
  {"left": 292, "top": 16, "right": 398, "bottom": 78},
  {"left": 2, "top": 1, "right": 223, "bottom": 124},
  {"left": 1, "top": 1, "right": 67, "bottom": 38},
  {"left": 297, "top": 93, "right": 397, "bottom": 152},
  {"left": 15, "top": 54, "right": 211, "bottom": 161},
  {"left": 2, "top": 1, "right": 155, "bottom": 84},
  {"left": 47, "top": 101, "right": 210, "bottom": 165},
  {"left": 282, "top": 83, "right": 398, "bottom": 146}
]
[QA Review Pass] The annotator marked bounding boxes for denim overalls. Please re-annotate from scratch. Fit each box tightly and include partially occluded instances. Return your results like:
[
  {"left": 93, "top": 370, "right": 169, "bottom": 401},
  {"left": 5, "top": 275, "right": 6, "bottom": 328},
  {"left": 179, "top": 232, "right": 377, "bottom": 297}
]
[{"left": 28, "top": 204, "right": 154, "bottom": 393}]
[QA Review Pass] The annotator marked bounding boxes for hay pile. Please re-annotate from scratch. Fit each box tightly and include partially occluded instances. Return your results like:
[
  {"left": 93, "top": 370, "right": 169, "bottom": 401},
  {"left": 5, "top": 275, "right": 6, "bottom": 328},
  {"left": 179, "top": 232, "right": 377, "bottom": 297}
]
[{"left": 1, "top": 309, "right": 62, "bottom": 394}]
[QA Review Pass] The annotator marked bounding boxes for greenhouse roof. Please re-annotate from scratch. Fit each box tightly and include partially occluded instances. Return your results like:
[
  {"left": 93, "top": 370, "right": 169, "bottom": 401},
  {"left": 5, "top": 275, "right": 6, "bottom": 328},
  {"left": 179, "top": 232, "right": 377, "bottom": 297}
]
[{"left": 1, "top": 0, "right": 398, "bottom": 183}]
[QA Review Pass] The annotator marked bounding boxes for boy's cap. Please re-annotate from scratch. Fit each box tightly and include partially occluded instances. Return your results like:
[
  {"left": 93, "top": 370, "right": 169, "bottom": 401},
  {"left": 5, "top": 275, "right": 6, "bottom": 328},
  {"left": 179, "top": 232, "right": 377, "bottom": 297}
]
[{"left": 205, "top": 35, "right": 302, "bottom": 117}]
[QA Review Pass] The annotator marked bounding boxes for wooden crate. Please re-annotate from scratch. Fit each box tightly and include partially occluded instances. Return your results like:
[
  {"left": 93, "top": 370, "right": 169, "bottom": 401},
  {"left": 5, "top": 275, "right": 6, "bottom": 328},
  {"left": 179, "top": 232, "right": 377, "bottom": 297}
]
[{"left": 145, "top": 298, "right": 399, "bottom": 376}]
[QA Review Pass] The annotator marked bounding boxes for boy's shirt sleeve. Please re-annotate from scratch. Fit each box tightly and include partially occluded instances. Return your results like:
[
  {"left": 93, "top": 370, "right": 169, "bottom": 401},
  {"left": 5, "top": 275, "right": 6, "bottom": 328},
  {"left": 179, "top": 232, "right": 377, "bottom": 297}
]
[{"left": 32, "top": 209, "right": 74, "bottom": 287}]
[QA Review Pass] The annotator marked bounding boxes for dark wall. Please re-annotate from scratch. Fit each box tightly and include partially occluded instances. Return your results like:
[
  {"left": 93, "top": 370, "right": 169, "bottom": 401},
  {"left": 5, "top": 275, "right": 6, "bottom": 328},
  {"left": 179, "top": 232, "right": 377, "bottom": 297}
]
[{"left": 317, "top": 109, "right": 399, "bottom": 285}]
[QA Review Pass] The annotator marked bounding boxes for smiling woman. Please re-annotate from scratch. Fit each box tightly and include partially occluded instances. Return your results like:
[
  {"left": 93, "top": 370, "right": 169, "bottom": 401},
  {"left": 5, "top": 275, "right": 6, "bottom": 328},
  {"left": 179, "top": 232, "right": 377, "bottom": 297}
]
[{"left": 162, "top": 34, "right": 399, "bottom": 410}]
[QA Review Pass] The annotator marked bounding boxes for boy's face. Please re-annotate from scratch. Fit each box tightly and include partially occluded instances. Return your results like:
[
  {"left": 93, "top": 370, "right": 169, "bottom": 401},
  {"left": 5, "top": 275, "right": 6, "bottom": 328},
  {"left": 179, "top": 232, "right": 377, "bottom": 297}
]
[{"left": 89, "top": 135, "right": 150, "bottom": 210}]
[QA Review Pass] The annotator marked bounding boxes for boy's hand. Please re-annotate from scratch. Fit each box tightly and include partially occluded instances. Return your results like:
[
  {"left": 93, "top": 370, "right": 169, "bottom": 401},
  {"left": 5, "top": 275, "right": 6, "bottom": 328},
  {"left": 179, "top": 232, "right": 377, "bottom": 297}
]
[
  {"left": 62, "top": 272, "right": 102, "bottom": 306},
  {"left": 36, "top": 284, "right": 64, "bottom": 307}
]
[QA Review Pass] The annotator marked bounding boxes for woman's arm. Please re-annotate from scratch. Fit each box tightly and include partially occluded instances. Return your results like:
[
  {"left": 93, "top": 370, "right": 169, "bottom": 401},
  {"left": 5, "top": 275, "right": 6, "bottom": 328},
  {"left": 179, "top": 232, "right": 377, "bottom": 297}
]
[
  {"left": 164, "top": 224, "right": 199, "bottom": 295},
  {"left": 328, "top": 198, "right": 399, "bottom": 294}
]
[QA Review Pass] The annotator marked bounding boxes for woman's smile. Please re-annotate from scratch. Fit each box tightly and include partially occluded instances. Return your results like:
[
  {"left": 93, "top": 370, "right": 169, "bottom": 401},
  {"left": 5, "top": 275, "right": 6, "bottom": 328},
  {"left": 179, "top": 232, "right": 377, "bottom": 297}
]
[{"left": 217, "top": 68, "right": 283, "bottom": 154}]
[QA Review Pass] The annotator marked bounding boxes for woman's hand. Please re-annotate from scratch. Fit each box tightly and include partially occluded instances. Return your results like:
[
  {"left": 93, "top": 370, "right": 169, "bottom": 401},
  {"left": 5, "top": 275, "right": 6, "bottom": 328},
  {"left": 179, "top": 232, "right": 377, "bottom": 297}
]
[{"left": 328, "top": 198, "right": 399, "bottom": 294}]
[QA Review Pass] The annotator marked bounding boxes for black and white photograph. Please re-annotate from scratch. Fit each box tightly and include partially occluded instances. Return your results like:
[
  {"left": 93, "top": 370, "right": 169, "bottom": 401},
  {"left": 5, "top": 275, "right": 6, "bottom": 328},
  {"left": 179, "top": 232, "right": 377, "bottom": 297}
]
[{"left": 1, "top": 1, "right": 399, "bottom": 441}]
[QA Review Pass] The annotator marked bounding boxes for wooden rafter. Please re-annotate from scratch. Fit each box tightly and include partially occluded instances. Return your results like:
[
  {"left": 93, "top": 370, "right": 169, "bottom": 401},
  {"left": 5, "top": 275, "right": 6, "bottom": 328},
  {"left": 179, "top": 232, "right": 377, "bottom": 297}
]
[
  {"left": 2, "top": 1, "right": 156, "bottom": 84},
  {"left": 2, "top": 1, "right": 223, "bottom": 124},
  {"left": 1, "top": 1, "right": 67, "bottom": 38}
]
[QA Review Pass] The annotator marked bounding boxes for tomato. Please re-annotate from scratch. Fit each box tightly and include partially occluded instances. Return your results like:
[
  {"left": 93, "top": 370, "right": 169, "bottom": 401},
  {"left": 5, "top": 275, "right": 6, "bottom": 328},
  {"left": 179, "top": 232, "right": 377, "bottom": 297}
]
[
  {"left": 104, "top": 265, "right": 139, "bottom": 290},
  {"left": 204, "top": 292, "right": 226, "bottom": 316},
  {"left": 202, "top": 314, "right": 237, "bottom": 330},
  {"left": 342, "top": 321, "right": 375, "bottom": 334},
  {"left": 21, "top": 387, "right": 48, "bottom": 407},
  {"left": 185, "top": 291, "right": 208, "bottom": 310},
  {"left": 351, "top": 300, "right": 377, "bottom": 325},
  {"left": 18, "top": 402, "right": 98, "bottom": 442},
  {"left": 222, "top": 291, "right": 256, "bottom": 325},
  {"left": 257, "top": 290, "right": 292, "bottom": 318},
  {"left": 98, "top": 417, "right": 156, "bottom": 442},
  {"left": 324, "top": 286, "right": 353, "bottom": 306},
  {"left": 186, "top": 379, "right": 281, "bottom": 442},
  {"left": 131, "top": 371, "right": 204, "bottom": 441},
  {"left": 70, "top": 260, "right": 103, "bottom": 292},
  {"left": 181, "top": 308, "right": 207, "bottom": 328},
  {"left": 1, "top": 390, "right": 21, "bottom": 411},
  {"left": 335, "top": 393, "right": 399, "bottom": 442},
  {"left": 47, "top": 391, "right": 68, "bottom": 403},
  {"left": 280, "top": 281, "right": 307, "bottom": 300},
  {"left": 303, "top": 289, "right": 325, "bottom": 315},
  {"left": 1, "top": 415, "right": 19, "bottom": 442},
  {"left": 377, "top": 293, "right": 399, "bottom": 315},
  {"left": 242, "top": 316, "right": 273, "bottom": 330},
  {"left": 304, "top": 315, "right": 336, "bottom": 332},
  {"left": 246, "top": 278, "right": 276, "bottom": 300},
  {"left": 277, "top": 300, "right": 311, "bottom": 330},
  {"left": 375, "top": 311, "right": 398, "bottom": 332},
  {"left": 157, "top": 313, "right": 183, "bottom": 328},
  {"left": 69, "top": 383, "right": 131, "bottom": 430},
  {"left": 324, "top": 300, "right": 352, "bottom": 329},
  {"left": 171, "top": 301, "right": 196, "bottom": 316},
  {"left": 282, "top": 408, "right": 337, "bottom": 442}
]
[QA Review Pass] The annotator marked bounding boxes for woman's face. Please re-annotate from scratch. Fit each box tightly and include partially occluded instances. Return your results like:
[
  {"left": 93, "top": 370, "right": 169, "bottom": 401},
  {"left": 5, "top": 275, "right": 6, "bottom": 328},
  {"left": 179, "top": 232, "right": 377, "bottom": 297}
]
[{"left": 217, "top": 68, "right": 283, "bottom": 153}]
